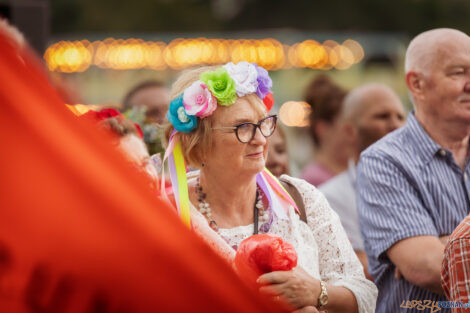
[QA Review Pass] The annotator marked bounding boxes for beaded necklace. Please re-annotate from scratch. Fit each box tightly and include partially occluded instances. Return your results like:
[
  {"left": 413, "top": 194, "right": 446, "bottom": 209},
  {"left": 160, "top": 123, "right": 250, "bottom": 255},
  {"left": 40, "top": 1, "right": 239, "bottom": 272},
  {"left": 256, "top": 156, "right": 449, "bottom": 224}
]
[{"left": 195, "top": 178, "right": 272, "bottom": 249}]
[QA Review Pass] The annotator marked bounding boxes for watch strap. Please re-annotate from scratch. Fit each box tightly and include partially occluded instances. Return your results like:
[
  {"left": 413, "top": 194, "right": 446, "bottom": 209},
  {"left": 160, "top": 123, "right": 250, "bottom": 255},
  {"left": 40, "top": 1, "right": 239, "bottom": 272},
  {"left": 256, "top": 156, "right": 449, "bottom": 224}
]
[{"left": 317, "top": 280, "right": 328, "bottom": 309}]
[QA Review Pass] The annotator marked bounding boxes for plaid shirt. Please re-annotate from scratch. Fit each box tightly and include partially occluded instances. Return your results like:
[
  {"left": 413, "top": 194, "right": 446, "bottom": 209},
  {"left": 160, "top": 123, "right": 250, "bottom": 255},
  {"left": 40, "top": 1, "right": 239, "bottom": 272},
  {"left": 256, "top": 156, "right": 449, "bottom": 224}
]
[{"left": 442, "top": 214, "right": 470, "bottom": 312}]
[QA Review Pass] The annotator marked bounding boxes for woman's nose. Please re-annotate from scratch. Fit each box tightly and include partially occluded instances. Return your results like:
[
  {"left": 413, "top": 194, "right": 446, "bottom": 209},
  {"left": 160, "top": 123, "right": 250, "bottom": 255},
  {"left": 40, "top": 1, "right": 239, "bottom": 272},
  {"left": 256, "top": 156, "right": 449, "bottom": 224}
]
[{"left": 250, "top": 127, "right": 267, "bottom": 145}]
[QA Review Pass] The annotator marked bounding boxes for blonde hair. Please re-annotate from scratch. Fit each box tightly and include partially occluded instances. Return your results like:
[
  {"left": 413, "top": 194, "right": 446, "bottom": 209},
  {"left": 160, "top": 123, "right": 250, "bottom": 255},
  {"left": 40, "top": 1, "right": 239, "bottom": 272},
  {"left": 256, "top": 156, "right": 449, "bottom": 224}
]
[
  {"left": 163, "top": 66, "right": 267, "bottom": 168},
  {"left": 163, "top": 66, "right": 218, "bottom": 168}
]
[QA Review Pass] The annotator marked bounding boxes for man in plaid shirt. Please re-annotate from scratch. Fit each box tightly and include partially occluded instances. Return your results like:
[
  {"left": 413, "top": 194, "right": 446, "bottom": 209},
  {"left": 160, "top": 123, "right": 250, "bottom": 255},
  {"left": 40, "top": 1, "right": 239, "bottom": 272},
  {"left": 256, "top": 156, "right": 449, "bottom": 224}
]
[{"left": 442, "top": 214, "right": 470, "bottom": 312}]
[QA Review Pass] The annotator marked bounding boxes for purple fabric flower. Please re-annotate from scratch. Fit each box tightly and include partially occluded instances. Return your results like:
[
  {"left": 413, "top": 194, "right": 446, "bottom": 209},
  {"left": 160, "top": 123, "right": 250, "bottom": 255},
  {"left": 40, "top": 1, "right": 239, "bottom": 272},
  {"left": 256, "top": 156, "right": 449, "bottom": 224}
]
[{"left": 253, "top": 63, "right": 272, "bottom": 99}]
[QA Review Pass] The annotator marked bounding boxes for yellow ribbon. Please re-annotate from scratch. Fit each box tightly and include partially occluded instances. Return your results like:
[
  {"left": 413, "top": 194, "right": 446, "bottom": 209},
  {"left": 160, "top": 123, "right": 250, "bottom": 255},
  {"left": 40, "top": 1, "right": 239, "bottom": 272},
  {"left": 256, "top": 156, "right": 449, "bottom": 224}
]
[{"left": 173, "top": 141, "right": 191, "bottom": 228}]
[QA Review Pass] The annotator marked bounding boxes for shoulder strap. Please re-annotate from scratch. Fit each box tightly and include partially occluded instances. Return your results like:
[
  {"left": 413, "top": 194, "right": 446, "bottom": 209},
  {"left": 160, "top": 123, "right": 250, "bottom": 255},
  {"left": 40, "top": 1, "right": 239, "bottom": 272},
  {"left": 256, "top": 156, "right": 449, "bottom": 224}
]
[{"left": 280, "top": 178, "right": 307, "bottom": 224}]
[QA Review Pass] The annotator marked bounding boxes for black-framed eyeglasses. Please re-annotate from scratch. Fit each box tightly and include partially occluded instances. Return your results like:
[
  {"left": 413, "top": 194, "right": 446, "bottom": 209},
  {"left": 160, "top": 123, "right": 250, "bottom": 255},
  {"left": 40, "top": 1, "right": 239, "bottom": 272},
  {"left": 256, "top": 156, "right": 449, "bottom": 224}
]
[{"left": 212, "top": 115, "right": 277, "bottom": 143}]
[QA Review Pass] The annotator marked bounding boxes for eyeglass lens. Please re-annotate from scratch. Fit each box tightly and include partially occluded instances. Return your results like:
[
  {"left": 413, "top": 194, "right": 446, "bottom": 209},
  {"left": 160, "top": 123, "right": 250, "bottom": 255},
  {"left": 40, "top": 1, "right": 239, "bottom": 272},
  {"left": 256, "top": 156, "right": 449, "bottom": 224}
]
[{"left": 236, "top": 116, "right": 276, "bottom": 143}]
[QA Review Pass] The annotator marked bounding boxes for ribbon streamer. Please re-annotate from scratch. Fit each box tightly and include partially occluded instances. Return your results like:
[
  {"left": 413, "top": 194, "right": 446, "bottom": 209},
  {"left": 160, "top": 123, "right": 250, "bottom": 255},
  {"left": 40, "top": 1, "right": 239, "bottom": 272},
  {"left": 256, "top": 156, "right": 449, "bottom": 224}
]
[
  {"left": 256, "top": 172, "right": 288, "bottom": 220},
  {"left": 161, "top": 132, "right": 191, "bottom": 228},
  {"left": 260, "top": 168, "right": 300, "bottom": 214},
  {"left": 172, "top": 142, "right": 191, "bottom": 227},
  {"left": 160, "top": 131, "right": 176, "bottom": 202}
]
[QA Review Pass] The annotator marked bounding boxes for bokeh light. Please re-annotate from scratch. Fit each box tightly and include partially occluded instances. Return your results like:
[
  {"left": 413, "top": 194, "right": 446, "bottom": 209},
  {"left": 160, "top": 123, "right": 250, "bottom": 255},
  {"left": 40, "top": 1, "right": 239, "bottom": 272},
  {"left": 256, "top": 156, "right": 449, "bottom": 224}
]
[
  {"left": 297, "top": 40, "right": 328, "bottom": 69},
  {"left": 342, "top": 39, "right": 365, "bottom": 64},
  {"left": 44, "top": 38, "right": 364, "bottom": 72},
  {"left": 279, "top": 101, "right": 311, "bottom": 127},
  {"left": 322, "top": 40, "right": 340, "bottom": 70},
  {"left": 44, "top": 40, "right": 93, "bottom": 73}
]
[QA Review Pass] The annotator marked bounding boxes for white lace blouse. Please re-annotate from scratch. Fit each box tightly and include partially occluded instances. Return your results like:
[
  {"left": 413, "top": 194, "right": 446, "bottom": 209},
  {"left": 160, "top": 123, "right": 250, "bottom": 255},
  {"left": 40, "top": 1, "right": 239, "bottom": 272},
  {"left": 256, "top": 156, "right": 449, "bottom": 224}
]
[{"left": 191, "top": 174, "right": 377, "bottom": 313}]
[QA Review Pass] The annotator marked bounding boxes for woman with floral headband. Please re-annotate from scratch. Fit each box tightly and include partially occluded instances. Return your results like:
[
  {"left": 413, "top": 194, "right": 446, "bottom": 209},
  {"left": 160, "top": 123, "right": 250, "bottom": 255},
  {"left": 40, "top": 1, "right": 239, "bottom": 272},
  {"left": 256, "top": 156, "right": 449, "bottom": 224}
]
[{"left": 162, "top": 62, "right": 377, "bottom": 313}]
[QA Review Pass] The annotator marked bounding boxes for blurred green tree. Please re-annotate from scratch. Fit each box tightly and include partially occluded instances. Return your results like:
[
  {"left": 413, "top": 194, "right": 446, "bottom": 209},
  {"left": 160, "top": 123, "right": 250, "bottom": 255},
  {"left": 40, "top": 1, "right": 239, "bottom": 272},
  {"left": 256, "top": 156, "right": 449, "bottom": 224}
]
[{"left": 51, "top": 0, "right": 470, "bottom": 37}]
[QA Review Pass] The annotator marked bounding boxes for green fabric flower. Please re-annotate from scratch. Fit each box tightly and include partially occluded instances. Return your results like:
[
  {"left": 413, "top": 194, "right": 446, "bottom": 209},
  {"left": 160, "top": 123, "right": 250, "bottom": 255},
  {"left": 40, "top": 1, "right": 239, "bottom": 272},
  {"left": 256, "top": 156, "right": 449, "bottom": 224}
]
[{"left": 200, "top": 67, "right": 237, "bottom": 106}]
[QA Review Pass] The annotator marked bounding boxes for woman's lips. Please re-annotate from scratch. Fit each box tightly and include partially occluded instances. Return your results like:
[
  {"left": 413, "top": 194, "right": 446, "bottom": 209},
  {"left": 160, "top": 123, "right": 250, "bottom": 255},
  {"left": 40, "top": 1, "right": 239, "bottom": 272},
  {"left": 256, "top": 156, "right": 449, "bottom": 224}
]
[{"left": 247, "top": 152, "right": 263, "bottom": 157}]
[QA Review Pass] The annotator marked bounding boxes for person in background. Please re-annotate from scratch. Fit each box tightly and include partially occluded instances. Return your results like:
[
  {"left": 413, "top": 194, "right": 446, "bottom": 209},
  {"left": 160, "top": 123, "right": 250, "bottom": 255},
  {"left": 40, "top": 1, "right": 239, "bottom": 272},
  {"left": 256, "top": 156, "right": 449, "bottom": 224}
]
[
  {"left": 81, "top": 108, "right": 158, "bottom": 184},
  {"left": 300, "top": 75, "right": 352, "bottom": 186},
  {"left": 122, "top": 80, "right": 170, "bottom": 156},
  {"left": 357, "top": 28, "right": 470, "bottom": 313},
  {"left": 319, "top": 83, "right": 405, "bottom": 280},
  {"left": 442, "top": 214, "right": 470, "bottom": 313},
  {"left": 122, "top": 80, "right": 170, "bottom": 125},
  {"left": 266, "top": 126, "right": 290, "bottom": 177}
]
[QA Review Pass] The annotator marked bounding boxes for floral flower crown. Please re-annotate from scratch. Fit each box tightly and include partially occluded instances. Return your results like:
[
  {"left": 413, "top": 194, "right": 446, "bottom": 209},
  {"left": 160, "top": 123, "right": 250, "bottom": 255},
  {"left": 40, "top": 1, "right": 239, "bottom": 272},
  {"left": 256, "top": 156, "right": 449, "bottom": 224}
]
[{"left": 167, "top": 62, "right": 274, "bottom": 133}]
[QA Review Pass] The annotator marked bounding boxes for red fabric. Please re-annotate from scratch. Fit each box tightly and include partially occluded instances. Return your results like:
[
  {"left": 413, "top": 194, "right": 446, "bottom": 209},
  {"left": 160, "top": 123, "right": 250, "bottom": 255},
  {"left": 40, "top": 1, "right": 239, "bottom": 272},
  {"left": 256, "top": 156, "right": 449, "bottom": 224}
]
[
  {"left": 80, "top": 108, "right": 144, "bottom": 139},
  {"left": 235, "top": 234, "right": 297, "bottom": 279},
  {"left": 0, "top": 31, "right": 285, "bottom": 313},
  {"left": 442, "top": 214, "right": 470, "bottom": 312},
  {"left": 263, "top": 93, "right": 274, "bottom": 112},
  {"left": 97, "top": 108, "right": 121, "bottom": 119},
  {"left": 80, "top": 108, "right": 121, "bottom": 122},
  {"left": 134, "top": 123, "right": 144, "bottom": 139}
]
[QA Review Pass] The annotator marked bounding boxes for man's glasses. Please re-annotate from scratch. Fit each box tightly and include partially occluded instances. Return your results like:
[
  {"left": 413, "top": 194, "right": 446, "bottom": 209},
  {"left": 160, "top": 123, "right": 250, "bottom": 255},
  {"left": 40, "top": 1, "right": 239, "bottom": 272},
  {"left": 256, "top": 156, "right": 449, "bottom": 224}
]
[{"left": 212, "top": 115, "right": 277, "bottom": 143}]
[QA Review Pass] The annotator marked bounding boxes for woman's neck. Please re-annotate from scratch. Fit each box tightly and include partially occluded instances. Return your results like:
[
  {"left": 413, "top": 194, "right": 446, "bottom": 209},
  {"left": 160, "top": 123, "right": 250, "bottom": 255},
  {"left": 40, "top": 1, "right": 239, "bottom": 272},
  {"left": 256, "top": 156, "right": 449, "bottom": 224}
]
[{"left": 195, "top": 169, "right": 258, "bottom": 228}]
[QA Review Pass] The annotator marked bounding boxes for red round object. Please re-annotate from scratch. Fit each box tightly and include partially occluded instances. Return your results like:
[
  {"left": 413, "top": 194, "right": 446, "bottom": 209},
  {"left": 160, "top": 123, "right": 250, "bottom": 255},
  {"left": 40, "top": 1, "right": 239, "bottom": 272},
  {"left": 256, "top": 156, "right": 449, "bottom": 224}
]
[{"left": 235, "top": 234, "right": 297, "bottom": 278}]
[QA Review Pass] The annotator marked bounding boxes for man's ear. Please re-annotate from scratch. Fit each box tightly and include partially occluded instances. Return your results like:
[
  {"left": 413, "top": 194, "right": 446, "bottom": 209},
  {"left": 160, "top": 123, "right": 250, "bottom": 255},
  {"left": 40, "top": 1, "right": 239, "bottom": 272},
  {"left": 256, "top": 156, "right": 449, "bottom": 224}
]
[
  {"left": 405, "top": 71, "right": 425, "bottom": 101},
  {"left": 343, "top": 122, "right": 357, "bottom": 136},
  {"left": 343, "top": 122, "right": 358, "bottom": 144}
]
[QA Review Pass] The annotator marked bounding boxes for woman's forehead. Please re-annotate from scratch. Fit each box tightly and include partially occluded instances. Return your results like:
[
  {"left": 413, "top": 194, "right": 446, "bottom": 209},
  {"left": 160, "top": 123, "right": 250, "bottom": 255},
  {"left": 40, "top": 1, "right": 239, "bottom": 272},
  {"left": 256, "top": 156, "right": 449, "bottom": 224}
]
[{"left": 215, "top": 97, "right": 267, "bottom": 124}]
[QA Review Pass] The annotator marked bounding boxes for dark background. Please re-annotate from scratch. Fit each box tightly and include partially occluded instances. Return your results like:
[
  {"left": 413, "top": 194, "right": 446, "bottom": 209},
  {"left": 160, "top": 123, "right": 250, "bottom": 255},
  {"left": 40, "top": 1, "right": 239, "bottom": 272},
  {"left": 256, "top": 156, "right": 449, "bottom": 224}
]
[
  {"left": 50, "top": 0, "right": 470, "bottom": 36},
  {"left": 2, "top": 0, "right": 470, "bottom": 54}
]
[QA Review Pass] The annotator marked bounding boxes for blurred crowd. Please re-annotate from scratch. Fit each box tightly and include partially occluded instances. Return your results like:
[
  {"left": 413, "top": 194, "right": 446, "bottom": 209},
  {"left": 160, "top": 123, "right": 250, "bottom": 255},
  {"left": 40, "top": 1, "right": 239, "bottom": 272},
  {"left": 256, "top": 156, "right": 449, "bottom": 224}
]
[{"left": 2, "top": 17, "right": 470, "bottom": 313}]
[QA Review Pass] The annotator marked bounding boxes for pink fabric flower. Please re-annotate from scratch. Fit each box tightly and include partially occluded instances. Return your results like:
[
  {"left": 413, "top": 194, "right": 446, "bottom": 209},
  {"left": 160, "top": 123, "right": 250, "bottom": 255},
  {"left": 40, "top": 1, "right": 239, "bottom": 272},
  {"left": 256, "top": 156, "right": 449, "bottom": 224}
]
[{"left": 183, "top": 81, "right": 217, "bottom": 118}]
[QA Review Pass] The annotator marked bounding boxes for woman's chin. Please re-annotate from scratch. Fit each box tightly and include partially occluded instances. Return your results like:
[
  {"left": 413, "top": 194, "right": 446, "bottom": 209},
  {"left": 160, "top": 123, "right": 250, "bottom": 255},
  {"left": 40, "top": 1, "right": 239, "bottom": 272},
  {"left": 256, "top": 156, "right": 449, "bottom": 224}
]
[{"left": 243, "top": 159, "right": 265, "bottom": 174}]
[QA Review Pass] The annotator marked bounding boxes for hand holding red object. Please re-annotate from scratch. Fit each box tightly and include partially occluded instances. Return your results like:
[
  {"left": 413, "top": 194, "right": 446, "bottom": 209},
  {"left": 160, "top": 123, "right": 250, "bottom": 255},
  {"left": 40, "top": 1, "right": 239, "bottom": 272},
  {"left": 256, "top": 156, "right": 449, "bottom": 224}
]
[{"left": 235, "top": 234, "right": 297, "bottom": 278}]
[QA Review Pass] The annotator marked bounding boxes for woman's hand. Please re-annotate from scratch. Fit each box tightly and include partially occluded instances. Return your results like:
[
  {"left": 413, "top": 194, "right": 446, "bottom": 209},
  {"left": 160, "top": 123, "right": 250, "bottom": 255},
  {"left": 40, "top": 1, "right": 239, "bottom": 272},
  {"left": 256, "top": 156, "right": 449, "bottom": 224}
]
[{"left": 257, "top": 266, "right": 321, "bottom": 310}]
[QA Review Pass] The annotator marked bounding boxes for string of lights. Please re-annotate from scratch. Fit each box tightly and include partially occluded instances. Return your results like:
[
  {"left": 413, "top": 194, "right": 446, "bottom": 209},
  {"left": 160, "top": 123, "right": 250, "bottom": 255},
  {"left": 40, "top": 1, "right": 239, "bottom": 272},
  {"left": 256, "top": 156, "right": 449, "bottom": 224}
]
[{"left": 44, "top": 37, "right": 364, "bottom": 73}]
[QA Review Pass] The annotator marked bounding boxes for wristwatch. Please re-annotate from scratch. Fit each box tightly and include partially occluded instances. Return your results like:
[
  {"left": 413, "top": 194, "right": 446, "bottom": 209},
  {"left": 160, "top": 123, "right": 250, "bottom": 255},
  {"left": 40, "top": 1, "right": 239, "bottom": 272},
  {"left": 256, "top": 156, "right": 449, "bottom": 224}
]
[{"left": 317, "top": 280, "right": 328, "bottom": 309}]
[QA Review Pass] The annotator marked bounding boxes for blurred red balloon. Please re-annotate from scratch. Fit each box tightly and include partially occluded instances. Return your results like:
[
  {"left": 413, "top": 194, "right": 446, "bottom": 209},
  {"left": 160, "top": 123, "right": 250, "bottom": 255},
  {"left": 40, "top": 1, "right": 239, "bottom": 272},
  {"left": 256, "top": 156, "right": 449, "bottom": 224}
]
[{"left": 235, "top": 234, "right": 297, "bottom": 279}]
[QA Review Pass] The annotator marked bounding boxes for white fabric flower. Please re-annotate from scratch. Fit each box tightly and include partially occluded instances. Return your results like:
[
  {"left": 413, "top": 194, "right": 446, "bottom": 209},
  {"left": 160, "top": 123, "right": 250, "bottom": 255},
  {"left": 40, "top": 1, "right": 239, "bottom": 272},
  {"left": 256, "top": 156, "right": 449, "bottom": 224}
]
[{"left": 223, "top": 61, "right": 258, "bottom": 97}]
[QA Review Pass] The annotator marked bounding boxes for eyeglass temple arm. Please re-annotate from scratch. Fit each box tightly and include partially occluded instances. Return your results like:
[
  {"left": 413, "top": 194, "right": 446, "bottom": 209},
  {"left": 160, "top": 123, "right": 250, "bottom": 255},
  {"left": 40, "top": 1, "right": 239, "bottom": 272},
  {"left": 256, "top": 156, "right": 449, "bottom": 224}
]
[{"left": 211, "top": 126, "right": 237, "bottom": 130}]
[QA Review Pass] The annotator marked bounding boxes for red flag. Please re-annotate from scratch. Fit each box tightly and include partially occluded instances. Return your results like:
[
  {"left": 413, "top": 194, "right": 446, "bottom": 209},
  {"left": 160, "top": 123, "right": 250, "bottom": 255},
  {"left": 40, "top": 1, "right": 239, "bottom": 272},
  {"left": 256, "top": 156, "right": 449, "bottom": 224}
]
[{"left": 0, "top": 30, "right": 284, "bottom": 313}]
